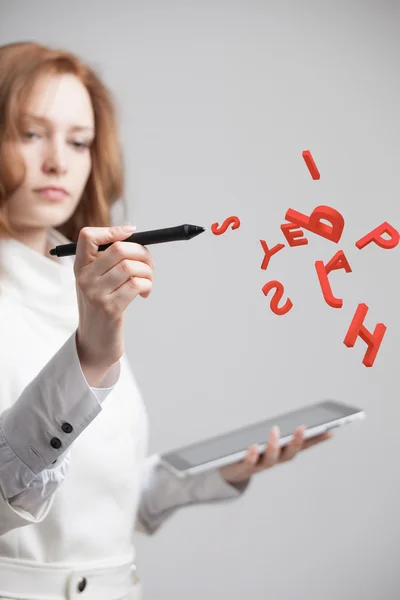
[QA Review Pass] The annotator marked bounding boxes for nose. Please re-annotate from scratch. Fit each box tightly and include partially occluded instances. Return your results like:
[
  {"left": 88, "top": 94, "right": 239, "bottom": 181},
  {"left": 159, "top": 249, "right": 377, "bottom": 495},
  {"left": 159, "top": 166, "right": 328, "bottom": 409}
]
[{"left": 42, "top": 137, "right": 68, "bottom": 175}]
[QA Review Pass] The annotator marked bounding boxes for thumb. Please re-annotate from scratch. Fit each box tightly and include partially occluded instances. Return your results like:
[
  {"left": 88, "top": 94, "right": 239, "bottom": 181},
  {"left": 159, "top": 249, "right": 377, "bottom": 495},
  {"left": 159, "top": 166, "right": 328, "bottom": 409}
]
[{"left": 75, "top": 224, "right": 136, "bottom": 269}]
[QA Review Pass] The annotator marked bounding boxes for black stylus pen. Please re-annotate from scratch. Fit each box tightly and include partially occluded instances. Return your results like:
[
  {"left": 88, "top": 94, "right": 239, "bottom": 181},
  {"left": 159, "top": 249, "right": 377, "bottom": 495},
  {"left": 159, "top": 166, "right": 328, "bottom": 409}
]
[{"left": 48, "top": 224, "right": 206, "bottom": 258}]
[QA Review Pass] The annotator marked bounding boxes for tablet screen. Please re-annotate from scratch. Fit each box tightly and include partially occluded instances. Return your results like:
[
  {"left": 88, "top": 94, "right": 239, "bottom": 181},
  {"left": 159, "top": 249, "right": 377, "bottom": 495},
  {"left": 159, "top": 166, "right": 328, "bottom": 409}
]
[{"left": 169, "top": 403, "right": 347, "bottom": 468}]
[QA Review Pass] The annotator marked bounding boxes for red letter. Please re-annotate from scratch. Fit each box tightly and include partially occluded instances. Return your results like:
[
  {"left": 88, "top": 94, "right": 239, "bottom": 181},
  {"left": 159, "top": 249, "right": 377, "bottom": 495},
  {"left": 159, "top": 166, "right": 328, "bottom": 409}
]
[
  {"left": 302, "top": 150, "right": 320, "bottom": 180},
  {"left": 285, "top": 205, "right": 344, "bottom": 243},
  {"left": 343, "top": 303, "right": 387, "bottom": 367},
  {"left": 325, "top": 250, "right": 352, "bottom": 274},
  {"left": 211, "top": 216, "right": 241, "bottom": 235},
  {"left": 315, "top": 250, "right": 352, "bottom": 309},
  {"left": 355, "top": 222, "right": 399, "bottom": 250},
  {"left": 262, "top": 280, "right": 293, "bottom": 316},
  {"left": 280, "top": 223, "right": 308, "bottom": 247},
  {"left": 260, "top": 240, "right": 285, "bottom": 270}
]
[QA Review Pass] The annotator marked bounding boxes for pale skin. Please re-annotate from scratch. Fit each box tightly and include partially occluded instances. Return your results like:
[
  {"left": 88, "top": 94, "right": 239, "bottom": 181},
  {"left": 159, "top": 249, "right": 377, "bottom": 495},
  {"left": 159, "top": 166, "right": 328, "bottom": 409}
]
[
  {"left": 6, "top": 73, "right": 95, "bottom": 258},
  {"left": 7, "top": 71, "right": 334, "bottom": 488}
]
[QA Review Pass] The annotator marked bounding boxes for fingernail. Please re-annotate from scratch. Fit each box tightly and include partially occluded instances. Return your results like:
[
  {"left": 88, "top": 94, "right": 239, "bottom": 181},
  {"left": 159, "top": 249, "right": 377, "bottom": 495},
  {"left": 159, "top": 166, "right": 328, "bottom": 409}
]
[{"left": 122, "top": 225, "right": 136, "bottom": 232}]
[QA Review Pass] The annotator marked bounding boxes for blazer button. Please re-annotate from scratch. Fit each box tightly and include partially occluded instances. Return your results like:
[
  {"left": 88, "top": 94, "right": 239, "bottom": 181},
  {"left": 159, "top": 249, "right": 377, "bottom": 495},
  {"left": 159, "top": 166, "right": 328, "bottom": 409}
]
[
  {"left": 50, "top": 437, "right": 62, "bottom": 449},
  {"left": 77, "top": 577, "right": 87, "bottom": 592},
  {"left": 61, "top": 422, "right": 73, "bottom": 434}
]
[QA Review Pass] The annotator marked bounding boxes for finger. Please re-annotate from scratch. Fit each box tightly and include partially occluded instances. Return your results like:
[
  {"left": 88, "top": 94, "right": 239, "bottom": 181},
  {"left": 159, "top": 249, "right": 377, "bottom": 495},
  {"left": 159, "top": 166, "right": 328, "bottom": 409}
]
[
  {"left": 108, "top": 260, "right": 154, "bottom": 296},
  {"left": 302, "top": 431, "right": 333, "bottom": 450},
  {"left": 260, "top": 425, "right": 281, "bottom": 468},
  {"left": 94, "top": 240, "right": 155, "bottom": 278},
  {"left": 279, "top": 426, "right": 305, "bottom": 462},
  {"left": 75, "top": 225, "right": 137, "bottom": 271},
  {"left": 244, "top": 444, "right": 260, "bottom": 470}
]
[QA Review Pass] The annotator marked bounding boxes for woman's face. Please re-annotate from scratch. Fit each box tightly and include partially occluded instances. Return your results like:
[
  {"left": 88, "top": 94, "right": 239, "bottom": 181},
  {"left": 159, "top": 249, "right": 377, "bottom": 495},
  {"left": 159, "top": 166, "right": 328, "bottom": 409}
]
[{"left": 7, "top": 73, "right": 95, "bottom": 234}]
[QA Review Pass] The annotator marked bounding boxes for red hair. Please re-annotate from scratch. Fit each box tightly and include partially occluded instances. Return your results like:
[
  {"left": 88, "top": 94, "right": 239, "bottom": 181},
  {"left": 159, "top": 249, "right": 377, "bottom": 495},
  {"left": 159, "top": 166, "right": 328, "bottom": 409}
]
[{"left": 0, "top": 41, "right": 126, "bottom": 241}]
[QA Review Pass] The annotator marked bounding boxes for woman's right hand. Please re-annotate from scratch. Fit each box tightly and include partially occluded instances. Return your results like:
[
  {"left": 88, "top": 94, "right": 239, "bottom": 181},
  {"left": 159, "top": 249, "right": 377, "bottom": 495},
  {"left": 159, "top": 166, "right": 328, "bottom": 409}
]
[{"left": 74, "top": 224, "right": 155, "bottom": 370}]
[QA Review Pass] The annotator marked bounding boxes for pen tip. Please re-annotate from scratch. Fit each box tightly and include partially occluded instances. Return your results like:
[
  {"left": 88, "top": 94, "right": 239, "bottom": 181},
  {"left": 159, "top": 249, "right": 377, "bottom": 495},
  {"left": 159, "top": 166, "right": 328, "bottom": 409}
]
[{"left": 49, "top": 248, "right": 56, "bottom": 256}]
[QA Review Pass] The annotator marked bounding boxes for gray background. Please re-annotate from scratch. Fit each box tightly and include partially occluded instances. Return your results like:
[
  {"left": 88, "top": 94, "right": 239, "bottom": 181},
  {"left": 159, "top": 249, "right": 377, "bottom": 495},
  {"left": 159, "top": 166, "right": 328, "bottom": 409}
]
[{"left": 1, "top": 1, "right": 399, "bottom": 598}]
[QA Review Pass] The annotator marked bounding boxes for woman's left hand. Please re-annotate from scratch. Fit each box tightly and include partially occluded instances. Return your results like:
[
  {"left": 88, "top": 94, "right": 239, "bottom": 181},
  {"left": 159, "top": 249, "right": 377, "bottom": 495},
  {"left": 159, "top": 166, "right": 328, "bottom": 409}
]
[{"left": 219, "top": 425, "right": 334, "bottom": 485}]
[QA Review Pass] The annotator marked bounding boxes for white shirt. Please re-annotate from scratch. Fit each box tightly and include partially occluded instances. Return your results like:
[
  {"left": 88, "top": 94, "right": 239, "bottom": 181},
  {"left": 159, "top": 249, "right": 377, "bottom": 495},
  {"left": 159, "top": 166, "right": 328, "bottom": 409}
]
[{"left": 0, "top": 227, "right": 247, "bottom": 569}]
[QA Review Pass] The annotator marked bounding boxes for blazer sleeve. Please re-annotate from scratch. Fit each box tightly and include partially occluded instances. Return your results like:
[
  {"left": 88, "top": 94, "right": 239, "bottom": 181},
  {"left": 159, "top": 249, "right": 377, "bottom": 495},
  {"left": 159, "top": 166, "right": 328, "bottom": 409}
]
[
  {"left": 0, "top": 330, "right": 121, "bottom": 536},
  {"left": 135, "top": 453, "right": 251, "bottom": 535}
]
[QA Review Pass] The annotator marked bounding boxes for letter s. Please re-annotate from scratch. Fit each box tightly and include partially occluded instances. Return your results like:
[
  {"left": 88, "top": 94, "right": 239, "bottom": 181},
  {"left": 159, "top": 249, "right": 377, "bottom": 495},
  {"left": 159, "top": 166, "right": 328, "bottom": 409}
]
[
  {"left": 211, "top": 216, "right": 241, "bottom": 235},
  {"left": 262, "top": 280, "right": 293, "bottom": 316}
]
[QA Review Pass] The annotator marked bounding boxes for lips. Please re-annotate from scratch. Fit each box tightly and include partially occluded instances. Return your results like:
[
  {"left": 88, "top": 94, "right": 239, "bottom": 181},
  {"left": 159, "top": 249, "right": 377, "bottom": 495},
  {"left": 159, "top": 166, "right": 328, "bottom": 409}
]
[
  {"left": 35, "top": 186, "right": 69, "bottom": 200},
  {"left": 36, "top": 186, "right": 68, "bottom": 195}
]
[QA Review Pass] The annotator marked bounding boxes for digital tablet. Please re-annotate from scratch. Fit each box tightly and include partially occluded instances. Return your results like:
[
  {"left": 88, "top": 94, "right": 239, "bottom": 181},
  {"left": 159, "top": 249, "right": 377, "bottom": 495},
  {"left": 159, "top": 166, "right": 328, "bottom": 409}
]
[{"left": 159, "top": 400, "right": 365, "bottom": 478}]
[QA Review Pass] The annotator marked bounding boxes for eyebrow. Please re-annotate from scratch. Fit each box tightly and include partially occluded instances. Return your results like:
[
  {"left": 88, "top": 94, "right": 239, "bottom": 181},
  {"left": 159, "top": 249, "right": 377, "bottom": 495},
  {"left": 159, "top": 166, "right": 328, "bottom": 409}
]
[{"left": 22, "top": 112, "right": 95, "bottom": 133}]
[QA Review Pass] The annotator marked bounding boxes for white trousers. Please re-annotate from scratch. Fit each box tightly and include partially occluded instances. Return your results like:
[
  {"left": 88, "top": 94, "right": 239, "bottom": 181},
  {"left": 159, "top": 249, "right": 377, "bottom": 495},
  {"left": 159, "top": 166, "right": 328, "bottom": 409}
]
[
  {"left": 0, "top": 556, "right": 142, "bottom": 600},
  {"left": 0, "top": 587, "right": 142, "bottom": 600}
]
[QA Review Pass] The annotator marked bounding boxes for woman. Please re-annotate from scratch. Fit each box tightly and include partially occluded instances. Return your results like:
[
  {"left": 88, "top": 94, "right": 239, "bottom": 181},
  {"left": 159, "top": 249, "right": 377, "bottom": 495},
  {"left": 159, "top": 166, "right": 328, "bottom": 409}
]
[{"left": 0, "top": 41, "right": 332, "bottom": 600}]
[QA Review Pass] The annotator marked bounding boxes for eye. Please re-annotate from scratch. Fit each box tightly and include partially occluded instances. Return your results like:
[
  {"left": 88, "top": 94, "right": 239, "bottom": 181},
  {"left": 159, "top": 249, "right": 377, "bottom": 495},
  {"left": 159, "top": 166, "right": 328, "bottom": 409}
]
[
  {"left": 71, "top": 140, "right": 91, "bottom": 151},
  {"left": 22, "top": 131, "right": 40, "bottom": 140}
]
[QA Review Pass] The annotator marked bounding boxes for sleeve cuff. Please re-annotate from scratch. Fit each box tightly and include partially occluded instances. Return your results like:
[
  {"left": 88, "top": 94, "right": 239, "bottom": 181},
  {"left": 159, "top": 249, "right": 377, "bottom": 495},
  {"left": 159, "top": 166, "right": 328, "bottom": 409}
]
[
  {"left": 6, "top": 450, "right": 72, "bottom": 514},
  {"left": 0, "top": 330, "right": 120, "bottom": 493},
  {"left": 136, "top": 454, "right": 250, "bottom": 535},
  {"left": 0, "top": 483, "right": 56, "bottom": 535}
]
